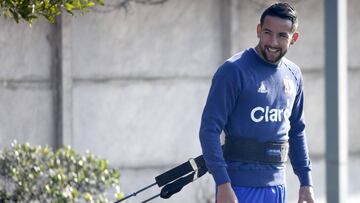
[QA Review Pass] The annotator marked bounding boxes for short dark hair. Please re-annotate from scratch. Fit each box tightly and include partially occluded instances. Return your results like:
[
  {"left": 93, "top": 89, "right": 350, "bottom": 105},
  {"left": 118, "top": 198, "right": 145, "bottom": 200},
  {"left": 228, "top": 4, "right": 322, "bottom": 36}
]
[{"left": 260, "top": 3, "right": 298, "bottom": 32}]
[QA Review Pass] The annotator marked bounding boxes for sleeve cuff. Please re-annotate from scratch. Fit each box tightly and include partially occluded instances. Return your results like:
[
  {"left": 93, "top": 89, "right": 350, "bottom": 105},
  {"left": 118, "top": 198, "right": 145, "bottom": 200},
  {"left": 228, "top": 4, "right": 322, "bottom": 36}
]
[
  {"left": 298, "top": 170, "right": 313, "bottom": 186},
  {"left": 211, "top": 166, "right": 231, "bottom": 186}
]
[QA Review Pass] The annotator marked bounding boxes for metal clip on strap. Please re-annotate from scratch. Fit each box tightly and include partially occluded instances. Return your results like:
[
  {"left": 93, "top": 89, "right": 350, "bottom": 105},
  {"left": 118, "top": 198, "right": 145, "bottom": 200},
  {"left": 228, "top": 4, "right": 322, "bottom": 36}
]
[{"left": 188, "top": 158, "right": 198, "bottom": 181}]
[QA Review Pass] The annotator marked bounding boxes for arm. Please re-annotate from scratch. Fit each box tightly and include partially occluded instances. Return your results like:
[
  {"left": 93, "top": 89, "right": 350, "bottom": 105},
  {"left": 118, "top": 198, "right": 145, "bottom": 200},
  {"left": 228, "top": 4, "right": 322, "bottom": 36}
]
[
  {"left": 217, "top": 183, "right": 238, "bottom": 203},
  {"left": 199, "top": 62, "right": 240, "bottom": 186},
  {"left": 288, "top": 76, "right": 316, "bottom": 202},
  {"left": 298, "top": 186, "right": 315, "bottom": 203}
]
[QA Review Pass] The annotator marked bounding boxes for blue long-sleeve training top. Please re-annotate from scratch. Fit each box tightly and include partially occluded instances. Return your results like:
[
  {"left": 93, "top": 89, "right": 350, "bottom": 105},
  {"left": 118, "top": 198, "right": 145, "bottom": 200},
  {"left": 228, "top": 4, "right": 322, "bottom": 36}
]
[{"left": 199, "top": 48, "right": 312, "bottom": 187}]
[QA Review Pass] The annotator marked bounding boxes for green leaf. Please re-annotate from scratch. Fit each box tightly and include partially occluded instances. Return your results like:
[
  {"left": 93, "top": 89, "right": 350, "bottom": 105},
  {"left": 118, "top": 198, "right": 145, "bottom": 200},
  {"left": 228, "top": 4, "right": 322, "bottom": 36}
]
[
  {"left": 86, "top": 1, "right": 95, "bottom": 7},
  {"left": 96, "top": 0, "right": 104, "bottom": 6},
  {"left": 73, "top": 0, "right": 82, "bottom": 9},
  {"left": 115, "top": 192, "right": 125, "bottom": 200},
  {"left": 84, "top": 192, "right": 93, "bottom": 201},
  {"left": 100, "top": 160, "right": 107, "bottom": 171},
  {"left": 10, "top": 9, "right": 19, "bottom": 23},
  {"left": 64, "top": 3, "right": 74, "bottom": 11}
]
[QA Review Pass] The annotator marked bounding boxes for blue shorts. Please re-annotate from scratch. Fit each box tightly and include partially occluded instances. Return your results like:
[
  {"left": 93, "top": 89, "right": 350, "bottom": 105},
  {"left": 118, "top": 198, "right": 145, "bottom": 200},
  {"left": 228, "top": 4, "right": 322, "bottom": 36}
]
[
  {"left": 216, "top": 185, "right": 286, "bottom": 203},
  {"left": 233, "top": 185, "right": 286, "bottom": 203}
]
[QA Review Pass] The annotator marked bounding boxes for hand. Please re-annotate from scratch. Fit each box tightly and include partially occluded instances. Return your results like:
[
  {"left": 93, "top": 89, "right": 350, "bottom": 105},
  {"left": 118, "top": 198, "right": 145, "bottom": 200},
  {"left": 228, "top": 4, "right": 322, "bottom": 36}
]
[
  {"left": 217, "top": 182, "right": 238, "bottom": 203},
  {"left": 298, "top": 186, "right": 315, "bottom": 203}
]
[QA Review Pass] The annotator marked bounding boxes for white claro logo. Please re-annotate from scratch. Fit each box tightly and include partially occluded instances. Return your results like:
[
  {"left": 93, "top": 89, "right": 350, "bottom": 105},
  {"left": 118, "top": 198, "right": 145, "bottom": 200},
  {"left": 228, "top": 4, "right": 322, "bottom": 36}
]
[{"left": 250, "top": 106, "right": 291, "bottom": 122}]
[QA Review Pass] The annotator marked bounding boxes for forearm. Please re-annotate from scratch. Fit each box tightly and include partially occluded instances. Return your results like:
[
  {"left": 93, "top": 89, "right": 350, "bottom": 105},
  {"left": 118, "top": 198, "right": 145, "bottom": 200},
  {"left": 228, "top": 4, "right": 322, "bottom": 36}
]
[
  {"left": 289, "top": 132, "right": 312, "bottom": 186},
  {"left": 199, "top": 63, "right": 239, "bottom": 186},
  {"left": 200, "top": 126, "right": 230, "bottom": 185}
]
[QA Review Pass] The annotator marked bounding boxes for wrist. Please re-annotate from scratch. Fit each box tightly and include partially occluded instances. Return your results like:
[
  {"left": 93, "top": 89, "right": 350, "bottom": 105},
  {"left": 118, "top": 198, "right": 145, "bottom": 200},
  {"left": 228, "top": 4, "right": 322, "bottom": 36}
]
[
  {"left": 298, "top": 170, "right": 313, "bottom": 186},
  {"left": 217, "top": 182, "right": 232, "bottom": 190}
]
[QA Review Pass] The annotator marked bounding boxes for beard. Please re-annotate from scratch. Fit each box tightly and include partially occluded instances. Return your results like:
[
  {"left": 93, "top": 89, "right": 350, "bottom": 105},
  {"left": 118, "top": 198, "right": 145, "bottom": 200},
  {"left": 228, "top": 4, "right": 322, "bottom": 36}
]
[{"left": 260, "top": 45, "right": 287, "bottom": 64}]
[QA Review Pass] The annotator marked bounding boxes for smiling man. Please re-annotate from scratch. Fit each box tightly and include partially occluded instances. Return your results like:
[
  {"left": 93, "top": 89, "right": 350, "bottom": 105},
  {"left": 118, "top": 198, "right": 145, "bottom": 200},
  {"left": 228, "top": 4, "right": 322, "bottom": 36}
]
[{"left": 199, "top": 3, "right": 316, "bottom": 203}]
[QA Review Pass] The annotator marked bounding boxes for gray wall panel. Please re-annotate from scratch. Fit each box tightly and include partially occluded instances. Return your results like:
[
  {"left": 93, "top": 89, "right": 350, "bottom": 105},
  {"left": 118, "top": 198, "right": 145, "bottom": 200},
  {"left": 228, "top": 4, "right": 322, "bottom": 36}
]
[
  {"left": 303, "top": 69, "right": 360, "bottom": 155},
  {"left": 73, "top": 79, "right": 210, "bottom": 167},
  {"left": 0, "top": 19, "right": 54, "bottom": 80},
  {"left": 303, "top": 71, "right": 326, "bottom": 156},
  {"left": 0, "top": 83, "right": 55, "bottom": 148},
  {"left": 72, "top": 0, "right": 223, "bottom": 78},
  {"left": 348, "top": 0, "right": 360, "bottom": 69},
  {"left": 348, "top": 69, "right": 360, "bottom": 152}
]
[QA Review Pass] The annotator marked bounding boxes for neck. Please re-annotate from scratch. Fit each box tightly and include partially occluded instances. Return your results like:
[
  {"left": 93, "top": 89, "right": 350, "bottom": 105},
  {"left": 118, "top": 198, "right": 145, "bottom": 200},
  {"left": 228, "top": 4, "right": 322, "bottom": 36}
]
[{"left": 254, "top": 44, "right": 280, "bottom": 65}]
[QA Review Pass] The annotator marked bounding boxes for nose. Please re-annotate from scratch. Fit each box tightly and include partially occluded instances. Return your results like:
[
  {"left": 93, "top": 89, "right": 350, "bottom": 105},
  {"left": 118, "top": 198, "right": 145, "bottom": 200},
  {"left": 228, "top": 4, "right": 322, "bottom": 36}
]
[{"left": 269, "top": 35, "right": 279, "bottom": 47}]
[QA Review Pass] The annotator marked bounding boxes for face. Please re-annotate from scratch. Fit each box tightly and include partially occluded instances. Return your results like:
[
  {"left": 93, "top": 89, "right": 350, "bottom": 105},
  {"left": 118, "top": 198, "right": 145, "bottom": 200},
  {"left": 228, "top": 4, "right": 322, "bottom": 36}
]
[{"left": 256, "top": 15, "right": 299, "bottom": 64}]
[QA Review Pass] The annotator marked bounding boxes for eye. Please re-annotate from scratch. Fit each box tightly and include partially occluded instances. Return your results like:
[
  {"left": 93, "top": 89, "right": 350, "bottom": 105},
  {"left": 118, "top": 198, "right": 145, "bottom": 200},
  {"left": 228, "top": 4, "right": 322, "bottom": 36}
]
[{"left": 279, "top": 34, "right": 289, "bottom": 39}]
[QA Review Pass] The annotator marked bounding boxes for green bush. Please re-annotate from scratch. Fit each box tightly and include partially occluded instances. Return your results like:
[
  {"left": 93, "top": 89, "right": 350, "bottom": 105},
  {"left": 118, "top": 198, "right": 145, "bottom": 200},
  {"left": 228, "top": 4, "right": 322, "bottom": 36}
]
[
  {"left": 0, "top": 0, "right": 104, "bottom": 24},
  {"left": 0, "top": 141, "right": 124, "bottom": 203},
  {"left": 0, "top": 0, "right": 169, "bottom": 24}
]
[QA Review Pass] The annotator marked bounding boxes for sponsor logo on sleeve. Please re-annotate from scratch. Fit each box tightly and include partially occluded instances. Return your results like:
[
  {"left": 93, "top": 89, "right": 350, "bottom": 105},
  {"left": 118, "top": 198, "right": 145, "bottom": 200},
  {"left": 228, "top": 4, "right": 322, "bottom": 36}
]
[{"left": 283, "top": 78, "right": 295, "bottom": 96}]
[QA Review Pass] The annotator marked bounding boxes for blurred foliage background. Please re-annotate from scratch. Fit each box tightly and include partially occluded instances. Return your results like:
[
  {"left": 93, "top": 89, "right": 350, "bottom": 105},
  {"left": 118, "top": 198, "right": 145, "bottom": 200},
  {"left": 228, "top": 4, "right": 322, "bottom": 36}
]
[
  {"left": 0, "top": 0, "right": 168, "bottom": 24},
  {"left": 0, "top": 141, "right": 123, "bottom": 203}
]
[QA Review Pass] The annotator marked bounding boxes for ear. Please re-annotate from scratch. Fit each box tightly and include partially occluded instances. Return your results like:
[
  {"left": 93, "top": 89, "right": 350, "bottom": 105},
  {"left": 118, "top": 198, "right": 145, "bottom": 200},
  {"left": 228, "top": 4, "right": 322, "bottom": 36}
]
[
  {"left": 256, "top": 24, "right": 261, "bottom": 38},
  {"left": 290, "top": 32, "right": 299, "bottom": 45}
]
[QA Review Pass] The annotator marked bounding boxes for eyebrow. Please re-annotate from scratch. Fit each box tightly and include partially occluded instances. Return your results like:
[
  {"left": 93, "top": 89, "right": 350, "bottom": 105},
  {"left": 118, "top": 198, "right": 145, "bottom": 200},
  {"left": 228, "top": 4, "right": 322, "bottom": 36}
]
[
  {"left": 279, "top": 32, "right": 290, "bottom": 36},
  {"left": 263, "top": 28, "right": 290, "bottom": 36},
  {"left": 263, "top": 28, "right": 272, "bottom": 33}
]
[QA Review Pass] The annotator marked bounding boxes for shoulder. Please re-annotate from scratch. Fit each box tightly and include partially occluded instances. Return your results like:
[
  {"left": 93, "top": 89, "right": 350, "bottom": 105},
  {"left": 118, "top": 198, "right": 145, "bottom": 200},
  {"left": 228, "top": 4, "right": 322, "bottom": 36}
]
[
  {"left": 227, "top": 48, "right": 253, "bottom": 64},
  {"left": 282, "top": 57, "right": 301, "bottom": 75},
  {"left": 216, "top": 49, "right": 252, "bottom": 75},
  {"left": 282, "top": 57, "right": 302, "bottom": 77}
]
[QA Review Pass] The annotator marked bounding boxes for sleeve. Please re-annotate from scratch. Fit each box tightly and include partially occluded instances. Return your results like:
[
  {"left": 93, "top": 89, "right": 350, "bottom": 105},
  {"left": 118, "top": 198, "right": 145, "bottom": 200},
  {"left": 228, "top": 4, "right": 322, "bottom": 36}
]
[
  {"left": 199, "top": 62, "right": 240, "bottom": 186},
  {"left": 288, "top": 75, "right": 313, "bottom": 186}
]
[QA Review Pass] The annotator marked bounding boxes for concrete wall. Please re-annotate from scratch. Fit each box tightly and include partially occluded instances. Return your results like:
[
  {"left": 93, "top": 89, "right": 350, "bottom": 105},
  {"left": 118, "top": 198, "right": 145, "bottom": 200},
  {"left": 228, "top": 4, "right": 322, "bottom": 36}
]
[
  {"left": 71, "top": 0, "right": 224, "bottom": 166},
  {"left": 1, "top": 0, "right": 359, "bottom": 202},
  {"left": 0, "top": 19, "right": 56, "bottom": 148}
]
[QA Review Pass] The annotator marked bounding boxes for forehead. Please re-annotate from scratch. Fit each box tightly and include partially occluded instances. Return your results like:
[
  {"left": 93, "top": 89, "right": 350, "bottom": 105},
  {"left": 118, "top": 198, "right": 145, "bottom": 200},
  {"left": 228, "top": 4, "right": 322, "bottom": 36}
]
[{"left": 261, "top": 15, "right": 293, "bottom": 33}]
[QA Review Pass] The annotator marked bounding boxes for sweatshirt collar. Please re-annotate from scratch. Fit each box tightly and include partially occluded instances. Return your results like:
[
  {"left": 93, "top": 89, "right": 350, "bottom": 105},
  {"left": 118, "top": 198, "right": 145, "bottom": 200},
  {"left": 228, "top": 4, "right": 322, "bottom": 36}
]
[{"left": 250, "top": 48, "right": 282, "bottom": 69}]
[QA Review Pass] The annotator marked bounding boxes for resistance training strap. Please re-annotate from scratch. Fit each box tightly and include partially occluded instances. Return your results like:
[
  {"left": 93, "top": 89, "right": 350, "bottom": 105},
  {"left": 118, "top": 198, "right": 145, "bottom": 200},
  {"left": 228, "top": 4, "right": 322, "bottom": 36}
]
[{"left": 155, "top": 154, "right": 206, "bottom": 187}]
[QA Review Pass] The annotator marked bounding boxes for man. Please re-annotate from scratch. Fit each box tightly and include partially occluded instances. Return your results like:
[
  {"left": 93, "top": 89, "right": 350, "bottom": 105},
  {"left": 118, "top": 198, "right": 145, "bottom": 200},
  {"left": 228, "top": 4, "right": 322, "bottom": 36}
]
[{"left": 199, "top": 3, "right": 316, "bottom": 203}]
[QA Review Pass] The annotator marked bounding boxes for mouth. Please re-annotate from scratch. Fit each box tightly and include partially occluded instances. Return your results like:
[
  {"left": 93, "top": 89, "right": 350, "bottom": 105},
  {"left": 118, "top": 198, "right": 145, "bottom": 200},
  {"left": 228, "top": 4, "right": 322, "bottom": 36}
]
[{"left": 265, "top": 47, "right": 280, "bottom": 54}]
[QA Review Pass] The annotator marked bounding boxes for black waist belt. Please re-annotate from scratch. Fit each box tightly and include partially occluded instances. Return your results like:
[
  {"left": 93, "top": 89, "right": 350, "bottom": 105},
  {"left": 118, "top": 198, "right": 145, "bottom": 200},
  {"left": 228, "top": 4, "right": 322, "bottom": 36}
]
[{"left": 223, "top": 136, "right": 289, "bottom": 164}]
